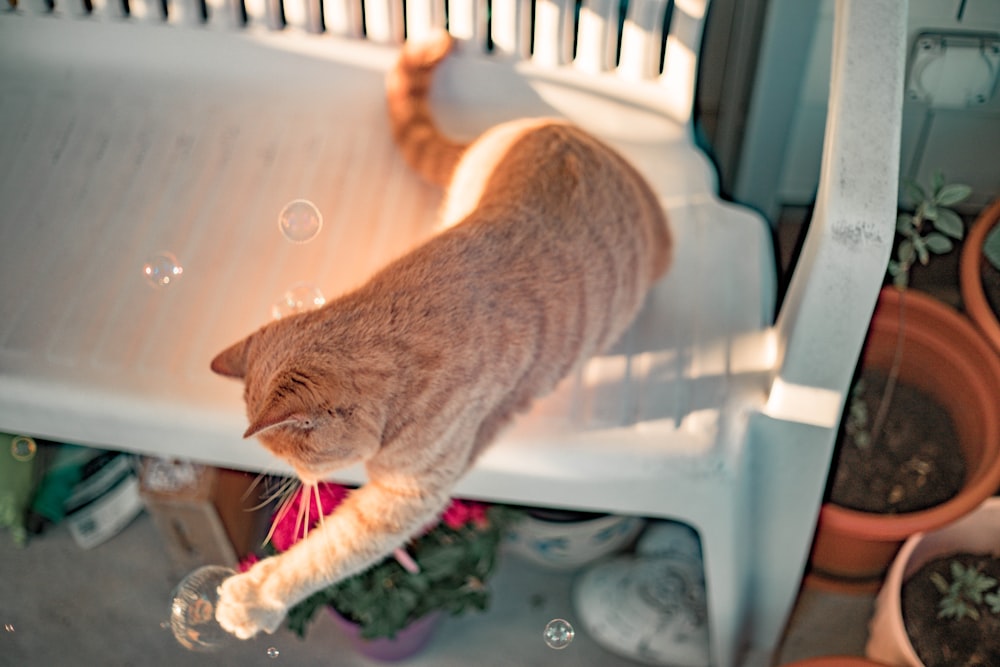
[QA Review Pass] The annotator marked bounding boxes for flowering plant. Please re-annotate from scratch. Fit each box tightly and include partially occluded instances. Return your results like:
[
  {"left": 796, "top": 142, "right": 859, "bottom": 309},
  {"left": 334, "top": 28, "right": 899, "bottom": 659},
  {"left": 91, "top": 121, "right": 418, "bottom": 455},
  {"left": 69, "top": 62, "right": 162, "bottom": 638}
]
[{"left": 243, "top": 482, "right": 521, "bottom": 640}]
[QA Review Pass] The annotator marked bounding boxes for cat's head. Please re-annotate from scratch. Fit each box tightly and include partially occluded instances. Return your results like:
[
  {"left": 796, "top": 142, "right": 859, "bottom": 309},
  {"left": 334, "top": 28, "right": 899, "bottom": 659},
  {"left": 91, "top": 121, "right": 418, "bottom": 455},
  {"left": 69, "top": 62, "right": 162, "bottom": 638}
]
[{"left": 210, "top": 320, "right": 383, "bottom": 483}]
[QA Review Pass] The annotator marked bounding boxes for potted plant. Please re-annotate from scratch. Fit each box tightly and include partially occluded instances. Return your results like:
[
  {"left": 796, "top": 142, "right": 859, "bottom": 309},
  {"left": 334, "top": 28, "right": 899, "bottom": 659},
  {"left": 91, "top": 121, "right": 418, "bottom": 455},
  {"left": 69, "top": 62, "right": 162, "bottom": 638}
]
[
  {"left": 867, "top": 497, "right": 1000, "bottom": 666},
  {"left": 807, "top": 175, "right": 1000, "bottom": 592},
  {"left": 959, "top": 197, "right": 1000, "bottom": 355},
  {"left": 242, "top": 482, "right": 521, "bottom": 661}
]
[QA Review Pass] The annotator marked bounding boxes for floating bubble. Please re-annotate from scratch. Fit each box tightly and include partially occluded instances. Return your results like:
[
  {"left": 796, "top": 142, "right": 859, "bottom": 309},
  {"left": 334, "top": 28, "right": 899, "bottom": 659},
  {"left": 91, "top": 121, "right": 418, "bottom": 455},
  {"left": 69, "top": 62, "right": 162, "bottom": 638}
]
[
  {"left": 267, "top": 646, "right": 280, "bottom": 658},
  {"left": 271, "top": 283, "right": 326, "bottom": 320},
  {"left": 543, "top": 618, "right": 575, "bottom": 649},
  {"left": 10, "top": 436, "right": 36, "bottom": 462},
  {"left": 170, "top": 565, "right": 236, "bottom": 652},
  {"left": 4, "top": 623, "right": 13, "bottom": 633},
  {"left": 278, "top": 199, "right": 323, "bottom": 243},
  {"left": 143, "top": 251, "right": 184, "bottom": 288}
]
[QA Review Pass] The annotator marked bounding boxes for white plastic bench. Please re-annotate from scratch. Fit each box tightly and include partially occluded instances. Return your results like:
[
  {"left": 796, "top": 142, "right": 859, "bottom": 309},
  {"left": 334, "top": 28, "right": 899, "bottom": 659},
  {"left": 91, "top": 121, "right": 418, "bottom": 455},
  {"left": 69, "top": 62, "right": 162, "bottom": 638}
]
[{"left": 0, "top": 0, "right": 905, "bottom": 664}]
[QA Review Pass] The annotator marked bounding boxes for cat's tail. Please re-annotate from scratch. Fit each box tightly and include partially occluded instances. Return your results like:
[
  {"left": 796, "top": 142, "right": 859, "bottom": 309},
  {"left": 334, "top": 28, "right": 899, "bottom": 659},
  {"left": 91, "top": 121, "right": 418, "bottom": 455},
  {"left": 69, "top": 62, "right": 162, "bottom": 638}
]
[{"left": 386, "top": 30, "right": 467, "bottom": 188}]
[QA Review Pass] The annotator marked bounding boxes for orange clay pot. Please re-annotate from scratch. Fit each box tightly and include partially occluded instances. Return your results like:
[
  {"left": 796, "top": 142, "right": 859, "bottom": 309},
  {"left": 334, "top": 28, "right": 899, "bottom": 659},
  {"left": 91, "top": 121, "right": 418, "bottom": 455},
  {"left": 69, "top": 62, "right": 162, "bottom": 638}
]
[
  {"left": 959, "top": 197, "right": 1000, "bottom": 356},
  {"left": 807, "top": 288, "right": 1000, "bottom": 593},
  {"left": 783, "top": 658, "right": 890, "bottom": 667}
]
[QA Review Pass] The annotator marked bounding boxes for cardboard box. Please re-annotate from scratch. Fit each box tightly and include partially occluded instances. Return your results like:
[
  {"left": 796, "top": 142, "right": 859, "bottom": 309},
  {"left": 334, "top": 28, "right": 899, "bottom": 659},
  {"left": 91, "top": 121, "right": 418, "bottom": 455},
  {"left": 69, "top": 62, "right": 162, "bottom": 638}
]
[{"left": 139, "top": 459, "right": 267, "bottom": 574}]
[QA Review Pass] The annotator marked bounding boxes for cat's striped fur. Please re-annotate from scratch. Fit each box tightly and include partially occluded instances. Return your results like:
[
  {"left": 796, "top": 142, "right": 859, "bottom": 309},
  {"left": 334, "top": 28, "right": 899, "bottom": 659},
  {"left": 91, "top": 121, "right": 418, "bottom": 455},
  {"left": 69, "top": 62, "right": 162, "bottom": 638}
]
[{"left": 211, "top": 31, "right": 671, "bottom": 639}]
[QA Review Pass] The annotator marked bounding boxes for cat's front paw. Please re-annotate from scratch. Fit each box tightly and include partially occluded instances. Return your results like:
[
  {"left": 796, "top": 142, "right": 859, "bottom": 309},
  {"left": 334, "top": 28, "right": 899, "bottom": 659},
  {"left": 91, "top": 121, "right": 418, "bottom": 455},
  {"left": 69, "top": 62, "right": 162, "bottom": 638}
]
[{"left": 215, "top": 559, "right": 287, "bottom": 639}]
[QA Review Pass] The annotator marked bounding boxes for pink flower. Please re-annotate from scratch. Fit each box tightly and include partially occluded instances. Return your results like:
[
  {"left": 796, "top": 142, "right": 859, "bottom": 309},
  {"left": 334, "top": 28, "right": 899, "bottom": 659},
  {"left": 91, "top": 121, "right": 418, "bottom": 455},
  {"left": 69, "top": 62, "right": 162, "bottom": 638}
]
[
  {"left": 441, "top": 499, "right": 489, "bottom": 530},
  {"left": 267, "top": 485, "right": 490, "bottom": 555},
  {"left": 238, "top": 552, "right": 259, "bottom": 572},
  {"left": 270, "top": 482, "right": 350, "bottom": 552}
]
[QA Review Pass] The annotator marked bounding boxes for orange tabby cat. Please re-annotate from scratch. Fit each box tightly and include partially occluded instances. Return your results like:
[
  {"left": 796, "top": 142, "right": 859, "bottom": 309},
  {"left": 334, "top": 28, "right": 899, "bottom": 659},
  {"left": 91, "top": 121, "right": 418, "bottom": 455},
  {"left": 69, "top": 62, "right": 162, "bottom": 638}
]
[{"left": 211, "top": 31, "right": 671, "bottom": 638}]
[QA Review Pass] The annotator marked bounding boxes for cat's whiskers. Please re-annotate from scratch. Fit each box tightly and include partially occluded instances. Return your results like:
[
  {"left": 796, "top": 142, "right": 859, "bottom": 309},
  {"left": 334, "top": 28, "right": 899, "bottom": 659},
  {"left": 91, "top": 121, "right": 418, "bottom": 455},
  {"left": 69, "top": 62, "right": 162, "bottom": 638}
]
[
  {"left": 247, "top": 474, "right": 298, "bottom": 512},
  {"left": 262, "top": 476, "right": 301, "bottom": 547},
  {"left": 295, "top": 480, "right": 313, "bottom": 544},
  {"left": 240, "top": 471, "right": 269, "bottom": 502},
  {"left": 313, "top": 483, "right": 326, "bottom": 529}
]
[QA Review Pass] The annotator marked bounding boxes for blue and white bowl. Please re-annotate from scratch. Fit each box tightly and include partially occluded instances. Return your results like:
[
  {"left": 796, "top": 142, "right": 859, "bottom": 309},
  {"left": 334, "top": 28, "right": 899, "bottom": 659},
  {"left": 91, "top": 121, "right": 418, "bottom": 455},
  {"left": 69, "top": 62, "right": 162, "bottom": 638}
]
[{"left": 505, "top": 509, "right": 645, "bottom": 570}]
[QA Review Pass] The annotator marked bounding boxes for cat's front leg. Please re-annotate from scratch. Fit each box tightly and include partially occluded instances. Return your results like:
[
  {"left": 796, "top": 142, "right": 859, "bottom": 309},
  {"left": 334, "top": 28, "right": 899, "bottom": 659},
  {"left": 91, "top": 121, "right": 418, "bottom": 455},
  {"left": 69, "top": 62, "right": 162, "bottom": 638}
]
[
  {"left": 215, "top": 555, "right": 288, "bottom": 638},
  {"left": 215, "top": 479, "right": 451, "bottom": 640}
]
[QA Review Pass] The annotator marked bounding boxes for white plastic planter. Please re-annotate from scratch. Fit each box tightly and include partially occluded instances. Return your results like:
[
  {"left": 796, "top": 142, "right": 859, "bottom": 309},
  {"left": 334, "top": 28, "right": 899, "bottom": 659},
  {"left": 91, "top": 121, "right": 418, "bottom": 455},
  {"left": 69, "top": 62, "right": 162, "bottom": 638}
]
[{"left": 866, "top": 497, "right": 1000, "bottom": 666}]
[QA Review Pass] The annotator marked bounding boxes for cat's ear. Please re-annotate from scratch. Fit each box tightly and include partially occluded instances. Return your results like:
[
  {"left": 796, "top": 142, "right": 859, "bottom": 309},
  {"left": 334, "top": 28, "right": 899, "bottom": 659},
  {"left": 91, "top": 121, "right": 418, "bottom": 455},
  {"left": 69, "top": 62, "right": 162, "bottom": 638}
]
[
  {"left": 244, "top": 402, "right": 317, "bottom": 439},
  {"left": 210, "top": 337, "right": 251, "bottom": 379}
]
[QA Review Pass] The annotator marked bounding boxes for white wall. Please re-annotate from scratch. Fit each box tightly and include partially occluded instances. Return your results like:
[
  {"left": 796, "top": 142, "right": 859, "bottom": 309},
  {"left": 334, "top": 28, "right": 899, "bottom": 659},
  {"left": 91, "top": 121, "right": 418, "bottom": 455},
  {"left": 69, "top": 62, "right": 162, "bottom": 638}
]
[{"left": 741, "top": 0, "right": 1000, "bottom": 217}]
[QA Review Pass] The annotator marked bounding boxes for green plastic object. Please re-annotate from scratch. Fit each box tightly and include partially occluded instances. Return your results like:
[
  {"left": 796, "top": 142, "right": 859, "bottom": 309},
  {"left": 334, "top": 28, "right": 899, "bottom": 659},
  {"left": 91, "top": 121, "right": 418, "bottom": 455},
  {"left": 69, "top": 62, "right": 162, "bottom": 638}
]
[
  {"left": 0, "top": 434, "right": 38, "bottom": 546},
  {"left": 29, "top": 443, "right": 96, "bottom": 523}
]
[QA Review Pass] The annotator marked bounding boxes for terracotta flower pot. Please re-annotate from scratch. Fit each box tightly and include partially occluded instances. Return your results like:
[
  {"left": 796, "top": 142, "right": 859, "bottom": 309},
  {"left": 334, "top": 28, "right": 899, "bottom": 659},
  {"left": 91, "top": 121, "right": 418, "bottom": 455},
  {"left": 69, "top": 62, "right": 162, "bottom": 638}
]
[
  {"left": 959, "top": 197, "right": 1000, "bottom": 356},
  {"left": 808, "top": 288, "right": 1000, "bottom": 592},
  {"left": 866, "top": 497, "right": 1000, "bottom": 666},
  {"left": 784, "top": 657, "right": 890, "bottom": 667},
  {"left": 328, "top": 608, "right": 442, "bottom": 662}
]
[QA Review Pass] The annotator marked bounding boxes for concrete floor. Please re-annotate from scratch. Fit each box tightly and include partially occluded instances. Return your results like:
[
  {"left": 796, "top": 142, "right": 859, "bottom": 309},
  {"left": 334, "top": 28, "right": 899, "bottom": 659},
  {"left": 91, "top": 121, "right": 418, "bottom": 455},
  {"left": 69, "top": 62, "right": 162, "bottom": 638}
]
[{"left": 0, "top": 508, "right": 874, "bottom": 667}]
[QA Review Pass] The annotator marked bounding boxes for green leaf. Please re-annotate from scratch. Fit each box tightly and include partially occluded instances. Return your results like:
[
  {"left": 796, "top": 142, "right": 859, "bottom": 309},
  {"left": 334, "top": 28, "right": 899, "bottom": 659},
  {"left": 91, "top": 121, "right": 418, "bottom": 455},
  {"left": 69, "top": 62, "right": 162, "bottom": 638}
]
[
  {"left": 904, "top": 179, "right": 927, "bottom": 205},
  {"left": 983, "top": 225, "right": 1000, "bottom": 272},
  {"left": 913, "top": 236, "right": 930, "bottom": 265},
  {"left": 896, "top": 213, "right": 915, "bottom": 234},
  {"left": 986, "top": 591, "right": 1000, "bottom": 615},
  {"left": 930, "top": 571, "right": 950, "bottom": 594},
  {"left": 898, "top": 239, "right": 916, "bottom": 265},
  {"left": 935, "top": 183, "right": 972, "bottom": 206},
  {"left": 924, "top": 233, "right": 953, "bottom": 255},
  {"left": 921, "top": 202, "right": 938, "bottom": 221},
  {"left": 888, "top": 259, "right": 910, "bottom": 288},
  {"left": 933, "top": 207, "right": 965, "bottom": 240},
  {"left": 932, "top": 170, "right": 945, "bottom": 197}
]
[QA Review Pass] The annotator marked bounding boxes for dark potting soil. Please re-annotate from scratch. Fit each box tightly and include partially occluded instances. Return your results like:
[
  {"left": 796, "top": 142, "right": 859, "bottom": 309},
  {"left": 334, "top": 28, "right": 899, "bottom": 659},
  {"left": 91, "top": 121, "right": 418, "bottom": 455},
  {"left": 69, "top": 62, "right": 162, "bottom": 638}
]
[
  {"left": 981, "top": 254, "right": 1000, "bottom": 320},
  {"left": 902, "top": 553, "right": 1000, "bottom": 667},
  {"left": 829, "top": 368, "right": 965, "bottom": 514}
]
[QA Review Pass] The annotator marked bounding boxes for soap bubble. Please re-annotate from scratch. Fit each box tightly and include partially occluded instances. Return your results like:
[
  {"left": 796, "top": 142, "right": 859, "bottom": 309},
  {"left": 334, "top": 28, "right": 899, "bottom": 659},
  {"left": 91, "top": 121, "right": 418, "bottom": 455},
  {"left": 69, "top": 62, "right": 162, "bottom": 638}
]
[
  {"left": 4, "top": 623, "right": 14, "bottom": 633},
  {"left": 278, "top": 199, "right": 323, "bottom": 243},
  {"left": 170, "top": 565, "right": 236, "bottom": 652},
  {"left": 10, "top": 436, "right": 36, "bottom": 462},
  {"left": 543, "top": 618, "right": 575, "bottom": 649},
  {"left": 143, "top": 252, "right": 184, "bottom": 288},
  {"left": 271, "top": 283, "right": 326, "bottom": 320},
  {"left": 267, "top": 646, "right": 280, "bottom": 658}
]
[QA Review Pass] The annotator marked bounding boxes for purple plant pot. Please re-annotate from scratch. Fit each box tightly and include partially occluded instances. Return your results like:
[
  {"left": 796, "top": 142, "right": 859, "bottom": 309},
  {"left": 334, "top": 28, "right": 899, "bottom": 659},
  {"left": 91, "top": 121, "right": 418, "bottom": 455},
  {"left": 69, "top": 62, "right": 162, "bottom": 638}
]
[{"left": 328, "top": 608, "right": 442, "bottom": 662}]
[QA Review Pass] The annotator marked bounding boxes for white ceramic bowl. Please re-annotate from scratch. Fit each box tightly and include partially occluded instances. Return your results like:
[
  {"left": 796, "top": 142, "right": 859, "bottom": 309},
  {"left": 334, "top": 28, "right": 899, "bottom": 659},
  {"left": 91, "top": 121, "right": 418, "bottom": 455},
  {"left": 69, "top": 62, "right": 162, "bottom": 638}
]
[{"left": 505, "top": 510, "right": 645, "bottom": 570}]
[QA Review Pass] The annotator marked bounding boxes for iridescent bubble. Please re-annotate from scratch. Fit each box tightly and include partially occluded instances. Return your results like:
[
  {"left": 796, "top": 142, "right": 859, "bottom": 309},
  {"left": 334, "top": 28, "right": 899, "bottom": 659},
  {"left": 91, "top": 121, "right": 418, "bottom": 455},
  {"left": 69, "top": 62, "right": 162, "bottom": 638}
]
[
  {"left": 278, "top": 199, "right": 323, "bottom": 243},
  {"left": 543, "top": 618, "right": 575, "bottom": 649},
  {"left": 10, "top": 436, "right": 36, "bottom": 462},
  {"left": 271, "top": 283, "right": 326, "bottom": 320},
  {"left": 143, "top": 252, "right": 184, "bottom": 288},
  {"left": 266, "top": 646, "right": 280, "bottom": 658},
  {"left": 169, "top": 565, "right": 236, "bottom": 652}
]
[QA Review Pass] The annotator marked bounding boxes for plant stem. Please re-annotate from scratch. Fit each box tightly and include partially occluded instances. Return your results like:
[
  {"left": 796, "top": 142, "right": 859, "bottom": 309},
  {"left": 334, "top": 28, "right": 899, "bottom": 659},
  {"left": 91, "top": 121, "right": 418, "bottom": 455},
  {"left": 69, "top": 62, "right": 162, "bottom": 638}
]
[{"left": 868, "top": 290, "right": 907, "bottom": 448}]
